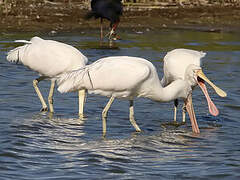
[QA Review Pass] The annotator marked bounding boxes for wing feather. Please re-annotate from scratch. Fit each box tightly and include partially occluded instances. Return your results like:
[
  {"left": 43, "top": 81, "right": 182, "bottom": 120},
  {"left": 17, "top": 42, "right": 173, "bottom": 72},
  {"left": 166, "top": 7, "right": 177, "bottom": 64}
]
[{"left": 57, "top": 67, "right": 90, "bottom": 93}]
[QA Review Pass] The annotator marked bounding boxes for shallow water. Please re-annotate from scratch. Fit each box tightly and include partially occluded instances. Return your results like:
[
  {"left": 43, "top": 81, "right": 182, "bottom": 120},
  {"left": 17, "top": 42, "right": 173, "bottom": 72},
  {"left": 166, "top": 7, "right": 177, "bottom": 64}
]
[{"left": 0, "top": 30, "right": 239, "bottom": 179}]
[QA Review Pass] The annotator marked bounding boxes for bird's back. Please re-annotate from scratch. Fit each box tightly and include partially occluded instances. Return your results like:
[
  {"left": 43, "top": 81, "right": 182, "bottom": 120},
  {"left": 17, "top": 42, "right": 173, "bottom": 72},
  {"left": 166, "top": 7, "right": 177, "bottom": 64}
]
[
  {"left": 88, "top": 0, "right": 122, "bottom": 23},
  {"left": 7, "top": 37, "right": 88, "bottom": 77},
  {"left": 161, "top": 48, "right": 206, "bottom": 86},
  {"left": 58, "top": 56, "right": 160, "bottom": 99}
]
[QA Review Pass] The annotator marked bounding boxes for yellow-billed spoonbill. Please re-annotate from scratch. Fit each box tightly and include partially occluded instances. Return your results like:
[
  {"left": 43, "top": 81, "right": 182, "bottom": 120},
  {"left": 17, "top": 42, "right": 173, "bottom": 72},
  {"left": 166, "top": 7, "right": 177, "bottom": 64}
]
[
  {"left": 7, "top": 36, "right": 88, "bottom": 117},
  {"left": 161, "top": 48, "right": 227, "bottom": 124},
  {"left": 56, "top": 56, "right": 226, "bottom": 135}
]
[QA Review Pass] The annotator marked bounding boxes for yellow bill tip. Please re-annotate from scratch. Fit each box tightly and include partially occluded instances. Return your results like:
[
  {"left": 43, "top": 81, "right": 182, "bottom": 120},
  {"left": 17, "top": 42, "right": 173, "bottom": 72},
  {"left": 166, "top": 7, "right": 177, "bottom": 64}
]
[
  {"left": 197, "top": 70, "right": 227, "bottom": 98},
  {"left": 215, "top": 88, "right": 227, "bottom": 97}
]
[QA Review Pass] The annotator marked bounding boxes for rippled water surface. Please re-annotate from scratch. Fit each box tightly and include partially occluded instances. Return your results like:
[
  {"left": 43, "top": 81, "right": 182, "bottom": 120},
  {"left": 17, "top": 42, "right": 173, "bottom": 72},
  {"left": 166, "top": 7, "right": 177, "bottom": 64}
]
[{"left": 0, "top": 30, "right": 239, "bottom": 179}]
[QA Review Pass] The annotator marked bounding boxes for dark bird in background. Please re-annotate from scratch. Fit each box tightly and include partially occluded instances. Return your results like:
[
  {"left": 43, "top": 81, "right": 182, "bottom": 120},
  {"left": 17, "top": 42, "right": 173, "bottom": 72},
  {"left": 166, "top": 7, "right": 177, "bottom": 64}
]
[{"left": 85, "top": 0, "right": 123, "bottom": 41}]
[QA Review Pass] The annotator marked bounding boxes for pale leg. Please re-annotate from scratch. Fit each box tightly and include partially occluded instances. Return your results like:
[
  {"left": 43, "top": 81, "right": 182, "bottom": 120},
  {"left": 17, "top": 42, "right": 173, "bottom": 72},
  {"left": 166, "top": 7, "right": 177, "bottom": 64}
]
[
  {"left": 102, "top": 96, "right": 115, "bottom": 137},
  {"left": 182, "top": 104, "right": 186, "bottom": 123},
  {"left": 48, "top": 79, "right": 55, "bottom": 113},
  {"left": 33, "top": 76, "right": 48, "bottom": 111},
  {"left": 78, "top": 89, "right": 86, "bottom": 118},
  {"left": 185, "top": 94, "right": 199, "bottom": 133},
  {"left": 129, "top": 100, "right": 141, "bottom": 132}
]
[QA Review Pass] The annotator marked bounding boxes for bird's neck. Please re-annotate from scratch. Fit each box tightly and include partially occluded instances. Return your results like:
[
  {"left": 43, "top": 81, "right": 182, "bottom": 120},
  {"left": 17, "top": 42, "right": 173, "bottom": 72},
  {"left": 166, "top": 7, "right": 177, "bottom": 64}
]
[{"left": 150, "top": 79, "right": 189, "bottom": 102}]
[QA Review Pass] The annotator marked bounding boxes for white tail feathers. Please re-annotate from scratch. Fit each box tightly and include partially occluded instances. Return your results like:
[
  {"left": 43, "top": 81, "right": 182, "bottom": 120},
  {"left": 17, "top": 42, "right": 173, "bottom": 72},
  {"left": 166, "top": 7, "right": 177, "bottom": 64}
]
[
  {"left": 6, "top": 45, "right": 26, "bottom": 63},
  {"left": 57, "top": 67, "right": 89, "bottom": 93},
  {"left": 6, "top": 40, "right": 32, "bottom": 63},
  {"left": 14, "top": 40, "right": 32, "bottom": 44}
]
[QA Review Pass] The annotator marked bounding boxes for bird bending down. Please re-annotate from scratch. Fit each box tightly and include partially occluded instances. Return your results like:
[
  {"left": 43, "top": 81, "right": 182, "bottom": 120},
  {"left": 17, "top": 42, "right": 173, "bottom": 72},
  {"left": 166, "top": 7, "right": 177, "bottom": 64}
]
[
  {"left": 6, "top": 36, "right": 88, "bottom": 117},
  {"left": 56, "top": 56, "right": 223, "bottom": 136},
  {"left": 85, "top": 0, "right": 123, "bottom": 41},
  {"left": 161, "top": 48, "right": 227, "bottom": 125}
]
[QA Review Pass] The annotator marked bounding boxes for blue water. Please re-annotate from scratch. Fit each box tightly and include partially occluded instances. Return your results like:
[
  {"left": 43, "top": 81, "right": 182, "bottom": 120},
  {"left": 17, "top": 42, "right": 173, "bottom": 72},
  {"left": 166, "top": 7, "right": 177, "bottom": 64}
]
[{"left": 0, "top": 30, "right": 239, "bottom": 179}]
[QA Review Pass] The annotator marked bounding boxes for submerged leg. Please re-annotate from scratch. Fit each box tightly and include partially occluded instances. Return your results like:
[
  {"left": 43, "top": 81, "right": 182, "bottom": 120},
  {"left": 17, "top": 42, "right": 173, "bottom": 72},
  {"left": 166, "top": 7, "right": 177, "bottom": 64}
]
[
  {"left": 102, "top": 96, "right": 115, "bottom": 136},
  {"left": 129, "top": 100, "right": 141, "bottom": 132},
  {"left": 161, "top": 99, "right": 184, "bottom": 127},
  {"left": 172, "top": 99, "right": 185, "bottom": 126},
  {"left": 33, "top": 76, "right": 48, "bottom": 112},
  {"left": 48, "top": 79, "right": 55, "bottom": 113},
  {"left": 173, "top": 99, "right": 178, "bottom": 122},
  {"left": 79, "top": 89, "right": 86, "bottom": 118}
]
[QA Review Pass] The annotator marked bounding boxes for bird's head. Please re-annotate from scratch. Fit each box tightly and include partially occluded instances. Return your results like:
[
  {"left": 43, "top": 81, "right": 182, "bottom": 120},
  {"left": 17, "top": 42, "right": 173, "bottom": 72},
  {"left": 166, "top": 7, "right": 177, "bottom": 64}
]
[
  {"left": 184, "top": 63, "right": 227, "bottom": 118},
  {"left": 185, "top": 64, "right": 202, "bottom": 88},
  {"left": 185, "top": 64, "right": 227, "bottom": 98},
  {"left": 182, "top": 64, "right": 227, "bottom": 134}
]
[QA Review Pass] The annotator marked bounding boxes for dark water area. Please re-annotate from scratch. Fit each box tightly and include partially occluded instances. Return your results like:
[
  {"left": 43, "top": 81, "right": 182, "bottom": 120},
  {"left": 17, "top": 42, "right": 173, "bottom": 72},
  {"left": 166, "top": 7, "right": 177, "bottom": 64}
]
[{"left": 0, "top": 30, "right": 239, "bottom": 179}]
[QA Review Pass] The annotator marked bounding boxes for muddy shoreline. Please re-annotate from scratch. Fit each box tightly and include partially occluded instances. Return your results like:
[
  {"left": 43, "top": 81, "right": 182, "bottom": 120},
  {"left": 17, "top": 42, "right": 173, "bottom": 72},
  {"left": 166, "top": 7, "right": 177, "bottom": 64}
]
[{"left": 1, "top": 2, "right": 240, "bottom": 34}]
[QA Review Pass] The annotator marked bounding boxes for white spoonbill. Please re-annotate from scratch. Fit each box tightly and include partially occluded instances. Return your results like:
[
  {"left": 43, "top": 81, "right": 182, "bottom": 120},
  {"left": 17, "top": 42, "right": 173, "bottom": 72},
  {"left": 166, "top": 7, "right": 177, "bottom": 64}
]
[
  {"left": 56, "top": 56, "right": 224, "bottom": 135},
  {"left": 161, "top": 48, "right": 227, "bottom": 124},
  {"left": 6, "top": 36, "right": 88, "bottom": 117}
]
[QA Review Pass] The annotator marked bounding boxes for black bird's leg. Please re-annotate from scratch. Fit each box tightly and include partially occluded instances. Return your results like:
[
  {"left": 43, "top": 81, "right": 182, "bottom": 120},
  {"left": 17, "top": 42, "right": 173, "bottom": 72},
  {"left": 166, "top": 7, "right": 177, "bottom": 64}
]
[
  {"left": 107, "top": 21, "right": 120, "bottom": 40},
  {"left": 100, "top": 18, "right": 103, "bottom": 42},
  {"left": 174, "top": 99, "right": 179, "bottom": 122}
]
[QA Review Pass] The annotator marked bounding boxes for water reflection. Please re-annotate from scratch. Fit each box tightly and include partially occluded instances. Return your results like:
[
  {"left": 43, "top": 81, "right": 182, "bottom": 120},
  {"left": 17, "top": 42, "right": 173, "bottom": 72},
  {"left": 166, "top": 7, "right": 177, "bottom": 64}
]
[{"left": 10, "top": 114, "right": 86, "bottom": 155}]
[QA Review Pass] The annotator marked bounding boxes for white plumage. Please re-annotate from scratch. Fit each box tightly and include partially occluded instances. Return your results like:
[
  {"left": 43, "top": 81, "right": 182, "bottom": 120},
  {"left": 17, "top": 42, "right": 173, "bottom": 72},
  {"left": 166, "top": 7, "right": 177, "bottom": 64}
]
[
  {"left": 161, "top": 48, "right": 227, "bottom": 128},
  {"left": 7, "top": 36, "right": 88, "bottom": 116},
  {"left": 161, "top": 48, "right": 205, "bottom": 86},
  {"left": 58, "top": 56, "right": 192, "bottom": 101},
  {"left": 7, "top": 36, "right": 87, "bottom": 77},
  {"left": 57, "top": 56, "right": 210, "bottom": 135}
]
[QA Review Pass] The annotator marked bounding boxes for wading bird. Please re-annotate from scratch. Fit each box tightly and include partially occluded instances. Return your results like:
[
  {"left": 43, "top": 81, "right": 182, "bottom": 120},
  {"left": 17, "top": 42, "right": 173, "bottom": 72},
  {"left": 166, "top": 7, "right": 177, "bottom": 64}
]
[
  {"left": 57, "top": 56, "right": 226, "bottom": 136},
  {"left": 7, "top": 36, "right": 88, "bottom": 117},
  {"left": 161, "top": 49, "right": 227, "bottom": 124},
  {"left": 85, "top": 0, "right": 123, "bottom": 41}
]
